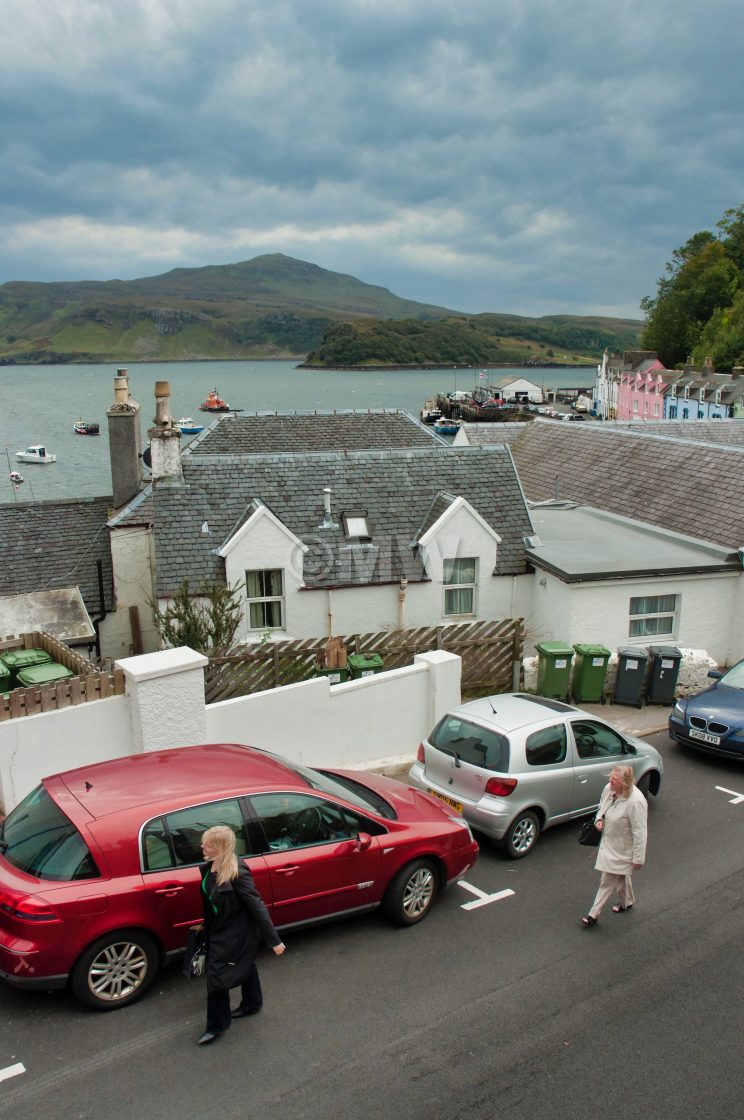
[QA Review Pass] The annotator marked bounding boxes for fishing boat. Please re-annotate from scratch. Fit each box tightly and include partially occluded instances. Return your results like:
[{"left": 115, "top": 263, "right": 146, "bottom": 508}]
[
  {"left": 74, "top": 419, "right": 100, "bottom": 435},
  {"left": 176, "top": 417, "right": 205, "bottom": 435},
  {"left": 433, "top": 418, "right": 461, "bottom": 435},
  {"left": 16, "top": 444, "right": 57, "bottom": 464},
  {"left": 420, "top": 400, "right": 442, "bottom": 424},
  {"left": 199, "top": 388, "right": 231, "bottom": 412},
  {"left": 9, "top": 470, "right": 24, "bottom": 484}
]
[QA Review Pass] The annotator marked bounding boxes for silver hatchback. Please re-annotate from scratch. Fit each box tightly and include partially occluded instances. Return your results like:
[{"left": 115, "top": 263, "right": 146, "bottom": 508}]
[{"left": 408, "top": 693, "right": 663, "bottom": 857}]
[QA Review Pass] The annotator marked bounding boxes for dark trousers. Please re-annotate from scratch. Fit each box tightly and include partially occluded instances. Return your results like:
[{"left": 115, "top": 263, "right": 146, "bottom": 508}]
[{"left": 205, "top": 960, "right": 263, "bottom": 1032}]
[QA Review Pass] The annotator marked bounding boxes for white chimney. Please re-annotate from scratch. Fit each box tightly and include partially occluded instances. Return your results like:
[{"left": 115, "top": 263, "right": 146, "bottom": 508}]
[
  {"left": 318, "top": 486, "right": 339, "bottom": 529},
  {"left": 148, "top": 380, "right": 183, "bottom": 484}
]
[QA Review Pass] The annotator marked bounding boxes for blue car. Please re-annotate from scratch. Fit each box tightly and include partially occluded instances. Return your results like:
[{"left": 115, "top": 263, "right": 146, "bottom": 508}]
[{"left": 669, "top": 660, "right": 744, "bottom": 760}]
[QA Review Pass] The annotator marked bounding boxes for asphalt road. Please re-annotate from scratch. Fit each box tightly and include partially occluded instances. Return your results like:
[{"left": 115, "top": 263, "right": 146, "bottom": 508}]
[{"left": 1, "top": 731, "right": 742, "bottom": 1120}]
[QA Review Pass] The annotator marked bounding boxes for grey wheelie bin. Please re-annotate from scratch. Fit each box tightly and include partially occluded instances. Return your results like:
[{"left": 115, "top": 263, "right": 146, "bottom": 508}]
[
  {"left": 571, "top": 643, "right": 611, "bottom": 704},
  {"left": 646, "top": 645, "right": 682, "bottom": 705},
  {"left": 612, "top": 647, "right": 649, "bottom": 708},
  {"left": 535, "top": 641, "right": 574, "bottom": 701}
]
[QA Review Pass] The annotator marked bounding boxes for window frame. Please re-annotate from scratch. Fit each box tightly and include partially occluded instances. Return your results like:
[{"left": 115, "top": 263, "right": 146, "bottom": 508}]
[
  {"left": 628, "top": 593, "right": 679, "bottom": 640},
  {"left": 341, "top": 510, "right": 371, "bottom": 541},
  {"left": 245, "top": 567, "right": 285, "bottom": 631},
  {"left": 442, "top": 556, "right": 478, "bottom": 618}
]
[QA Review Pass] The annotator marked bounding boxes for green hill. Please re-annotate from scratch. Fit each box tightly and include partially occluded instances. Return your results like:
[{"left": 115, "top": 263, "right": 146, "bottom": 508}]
[
  {"left": 0, "top": 253, "right": 642, "bottom": 365},
  {"left": 0, "top": 254, "right": 453, "bottom": 364},
  {"left": 303, "top": 313, "right": 643, "bottom": 367}
]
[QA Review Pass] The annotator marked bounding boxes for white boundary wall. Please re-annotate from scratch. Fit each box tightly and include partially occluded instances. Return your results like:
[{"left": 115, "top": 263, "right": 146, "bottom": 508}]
[{"left": 0, "top": 648, "right": 461, "bottom": 814}]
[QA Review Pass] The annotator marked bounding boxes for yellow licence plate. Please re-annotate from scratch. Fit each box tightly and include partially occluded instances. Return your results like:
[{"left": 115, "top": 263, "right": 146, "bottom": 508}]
[{"left": 429, "top": 789, "right": 463, "bottom": 813}]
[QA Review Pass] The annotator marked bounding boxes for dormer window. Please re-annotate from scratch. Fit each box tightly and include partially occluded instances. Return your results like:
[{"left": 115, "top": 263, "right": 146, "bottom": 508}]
[
  {"left": 670, "top": 383, "right": 677, "bottom": 399},
  {"left": 698, "top": 387, "right": 705, "bottom": 402},
  {"left": 342, "top": 511, "right": 371, "bottom": 540},
  {"left": 715, "top": 389, "right": 722, "bottom": 404},
  {"left": 683, "top": 386, "right": 689, "bottom": 400}
]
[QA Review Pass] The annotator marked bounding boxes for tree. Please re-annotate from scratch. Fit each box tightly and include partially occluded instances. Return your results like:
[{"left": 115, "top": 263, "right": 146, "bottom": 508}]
[{"left": 153, "top": 579, "right": 244, "bottom": 656}]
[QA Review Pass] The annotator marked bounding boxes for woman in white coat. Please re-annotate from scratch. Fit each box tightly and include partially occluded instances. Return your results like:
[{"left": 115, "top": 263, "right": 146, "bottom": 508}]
[{"left": 581, "top": 764, "right": 647, "bottom": 927}]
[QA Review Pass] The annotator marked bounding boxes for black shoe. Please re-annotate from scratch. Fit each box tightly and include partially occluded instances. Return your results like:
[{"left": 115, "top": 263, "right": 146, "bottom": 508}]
[
  {"left": 197, "top": 1030, "right": 223, "bottom": 1045},
  {"left": 231, "top": 1005, "right": 262, "bottom": 1019}
]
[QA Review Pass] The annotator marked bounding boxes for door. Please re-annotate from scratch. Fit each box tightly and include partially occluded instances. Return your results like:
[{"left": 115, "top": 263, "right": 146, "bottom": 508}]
[
  {"left": 569, "top": 719, "right": 627, "bottom": 815},
  {"left": 140, "top": 798, "right": 271, "bottom": 950},
  {"left": 520, "top": 722, "right": 574, "bottom": 824},
  {"left": 249, "top": 792, "right": 383, "bottom": 928}
]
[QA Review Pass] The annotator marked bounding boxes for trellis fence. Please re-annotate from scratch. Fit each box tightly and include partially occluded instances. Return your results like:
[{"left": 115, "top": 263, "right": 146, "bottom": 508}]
[
  {"left": 205, "top": 618, "right": 523, "bottom": 704},
  {"left": 0, "top": 630, "right": 125, "bottom": 721}
]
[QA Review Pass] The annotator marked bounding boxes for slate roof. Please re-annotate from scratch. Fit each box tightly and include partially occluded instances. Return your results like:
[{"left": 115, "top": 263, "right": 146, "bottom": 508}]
[
  {"left": 0, "top": 496, "right": 114, "bottom": 619},
  {"left": 455, "top": 422, "right": 527, "bottom": 447},
  {"left": 510, "top": 420, "right": 744, "bottom": 549},
  {"left": 186, "top": 409, "right": 443, "bottom": 456},
  {"left": 150, "top": 447, "right": 533, "bottom": 596},
  {"left": 601, "top": 419, "right": 744, "bottom": 448}
]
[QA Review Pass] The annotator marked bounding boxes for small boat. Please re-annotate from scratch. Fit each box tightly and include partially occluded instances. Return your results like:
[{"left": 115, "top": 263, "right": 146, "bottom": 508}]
[
  {"left": 16, "top": 444, "right": 57, "bottom": 464},
  {"left": 420, "top": 403, "right": 442, "bottom": 424},
  {"left": 199, "top": 388, "right": 231, "bottom": 412},
  {"left": 176, "top": 417, "right": 205, "bottom": 435},
  {"left": 433, "top": 419, "right": 461, "bottom": 435},
  {"left": 9, "top": 471, "right": 24, "bottom": 484},
  {"left": 74, "top": 419, "right": 100, "bottom": 435}
]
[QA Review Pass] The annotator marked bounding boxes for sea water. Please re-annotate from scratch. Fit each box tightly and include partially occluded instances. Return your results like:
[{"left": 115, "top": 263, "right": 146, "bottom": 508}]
[{"left": 0, "top": 360, "right": 591, "bottom": 501}]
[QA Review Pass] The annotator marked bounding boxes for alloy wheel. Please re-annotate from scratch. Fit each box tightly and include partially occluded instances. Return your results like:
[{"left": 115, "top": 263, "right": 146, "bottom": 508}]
[{"left": 402, "top": 866, "right": 435, "bottom": 919}]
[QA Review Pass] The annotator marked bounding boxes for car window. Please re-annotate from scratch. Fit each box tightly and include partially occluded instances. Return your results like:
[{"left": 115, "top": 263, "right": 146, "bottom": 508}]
[
  {"left": 525, "top": 723, "right": 567, "bottom": 766},
  {"left": 429, "top": 715, "right": 509, "bottom": 772},
  {"left": 570, "top": 720, "right": 625, "bottom": 760},
  {"left": 142, "top": 799, "right": 250, "bottom": 870},
  {"left": 720, "top": 662, "right": 744, "bottom": 689},
  {"left": 250, "top": 793, "right": 381, "bottom": 852},
  {"left": 0, "top": 785, "right": 99, "bottom": 881}
]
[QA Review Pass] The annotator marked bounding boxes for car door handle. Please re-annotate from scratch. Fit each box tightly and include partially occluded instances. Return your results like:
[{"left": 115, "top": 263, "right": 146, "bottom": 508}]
[
  {"left": 578, "top": 778, "right": 588, "bottom": 784},
  {"left": 275, "top": 865, "right": 300, "bottom": 875},
  {"left": 155, "top": 886, "right": 184, "bottom": 896}
]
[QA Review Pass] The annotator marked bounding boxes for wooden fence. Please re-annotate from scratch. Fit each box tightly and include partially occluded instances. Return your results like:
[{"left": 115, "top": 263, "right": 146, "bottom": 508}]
[
  {"left": 205, "top": 618, "right": 523, "bottom": 704},
  {"left": 0, "top": 630, "right": 125, "bottom": 722}
]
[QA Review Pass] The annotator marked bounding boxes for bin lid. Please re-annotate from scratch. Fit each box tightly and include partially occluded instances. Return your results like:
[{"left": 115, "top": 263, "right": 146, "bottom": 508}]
[
  {"left": 15, "top": 662, "right": 75, "bottom": 686},
  {"left": 348, "top": 652, "right": 384, "bottom": 667},
  {"left": 647, "top": 645, "right": 682, "bottom": 660},
  {"left": 535, "top": 641, "right": 575, "bottom": 656},
  {"left": 616, "top": 646, "right": 649, "bottom": 661},
  {"left": 572, "top": 643, "right": 611, "bottom": 657},
  {"left": 1, "top": 648, "right": 53, "bottom": 670}
]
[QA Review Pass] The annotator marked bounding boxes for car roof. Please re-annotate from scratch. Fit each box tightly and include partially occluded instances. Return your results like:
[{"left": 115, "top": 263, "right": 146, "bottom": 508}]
[
  {"left": 448, "top": 693, "right": 578, "bottom": 734},
  {"left": 48, "top": 743, "right": 306, "bottom": 820}
]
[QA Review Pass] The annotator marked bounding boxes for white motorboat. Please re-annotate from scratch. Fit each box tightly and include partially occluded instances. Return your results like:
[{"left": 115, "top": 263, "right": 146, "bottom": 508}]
[{"left": 16, "top": 444, "right": 57, "bottom": 464}]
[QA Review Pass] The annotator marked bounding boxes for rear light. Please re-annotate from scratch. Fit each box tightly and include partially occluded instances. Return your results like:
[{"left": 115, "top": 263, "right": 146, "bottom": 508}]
[
  {"left": 417, "top": 743, "right": 425, "bottom": 763},
  {"left": 0, "top": 888, "right": 61, "bottom": 923},
  {"left": 485, "top": 776, "right": 518, "bottom": 797}
]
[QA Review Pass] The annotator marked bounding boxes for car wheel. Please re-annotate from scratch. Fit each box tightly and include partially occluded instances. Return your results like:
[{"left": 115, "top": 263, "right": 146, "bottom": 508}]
[
  {"left": 70, "top": 930, "right": 159, "bottom": 1010},
  {"left": 382, "top": 859, "right": 439, "bottom": 926},
  {"left": 636, "top": 773, "right": 652, "bottom": 801},
  {"left": 504, "top": 811, "right": 540, "bottom": 859}
]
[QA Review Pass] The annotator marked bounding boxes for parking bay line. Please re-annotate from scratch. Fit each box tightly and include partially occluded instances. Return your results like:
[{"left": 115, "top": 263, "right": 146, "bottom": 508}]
[
  {"left": 457, "top": 880, "right": 515, "bottom": 910},
  {"left": 0, "top": 1063, "right": 25, "bottom": 1084},
  {"left": 715, "top": 785, "right": 744, "bottom": 805}
]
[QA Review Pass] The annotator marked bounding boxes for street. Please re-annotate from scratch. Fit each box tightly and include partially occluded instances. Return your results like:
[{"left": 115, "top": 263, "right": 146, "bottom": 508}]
[{"left": 1, "top": 730, "right": 743, "bottom": 1120}]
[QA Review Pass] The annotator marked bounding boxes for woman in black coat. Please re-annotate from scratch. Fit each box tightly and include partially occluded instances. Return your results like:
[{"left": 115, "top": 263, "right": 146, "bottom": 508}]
[{"left": 196, "top": 825, "right": 285, "bottom": 1045}]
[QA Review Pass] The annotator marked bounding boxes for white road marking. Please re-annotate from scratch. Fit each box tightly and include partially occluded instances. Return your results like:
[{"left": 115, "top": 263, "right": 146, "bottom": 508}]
[
  {"left": 715, "top": 785, "right": 744, "bottom": 805},
  {"left": 457, "top": 880, "right": 515, "bottom": 910},
  {"left": 0, "top": 1063, "right": 26, "bottom": 1083}
]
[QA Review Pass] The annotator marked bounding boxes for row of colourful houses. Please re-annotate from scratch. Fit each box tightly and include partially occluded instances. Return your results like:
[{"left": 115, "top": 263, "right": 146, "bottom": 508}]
[{"left": 593, "top": 350, "right": 744, "bottom": 421}]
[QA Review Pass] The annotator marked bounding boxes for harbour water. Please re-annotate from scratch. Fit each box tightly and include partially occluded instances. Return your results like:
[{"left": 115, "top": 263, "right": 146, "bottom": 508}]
[{"left": 0, "top": 360, "right": 592, "bottom": 502}]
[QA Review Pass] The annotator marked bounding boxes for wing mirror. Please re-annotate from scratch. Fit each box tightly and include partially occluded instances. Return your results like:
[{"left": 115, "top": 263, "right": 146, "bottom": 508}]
[
  {"left": 707, "top": 670, "right": 723, "bottom": 680},
  {"left": 622, "top": 742, "right": 637, "bottom": 755},
  {"left": 355, "top": 832, "right": 372, "bottom": 852}
]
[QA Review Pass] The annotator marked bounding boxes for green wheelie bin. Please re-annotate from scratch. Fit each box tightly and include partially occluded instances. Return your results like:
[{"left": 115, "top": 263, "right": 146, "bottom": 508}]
[
  {"left": 535, "top": 641, "right": 575, "bottom": 701},
  {"left": 347, "top": 652, "right": 384, "bottom": 679},
  {"left": 571, "top": 643, "right": 611, "bottom": 704}
]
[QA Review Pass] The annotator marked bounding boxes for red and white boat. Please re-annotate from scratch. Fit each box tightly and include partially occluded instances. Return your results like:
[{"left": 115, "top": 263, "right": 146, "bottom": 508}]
[{"left": 199, "top": 388, "right": 231, "bottom": 412}]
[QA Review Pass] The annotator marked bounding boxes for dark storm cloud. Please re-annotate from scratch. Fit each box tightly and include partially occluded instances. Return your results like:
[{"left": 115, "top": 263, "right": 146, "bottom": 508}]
[{"left": 0, "top": 0, "right": 743, "bottom": 316}]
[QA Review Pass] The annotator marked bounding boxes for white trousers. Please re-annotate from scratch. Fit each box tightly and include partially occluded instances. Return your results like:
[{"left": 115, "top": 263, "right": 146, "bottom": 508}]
[{"left": 589, "top": 871, "right": 635, "bottom": 918}]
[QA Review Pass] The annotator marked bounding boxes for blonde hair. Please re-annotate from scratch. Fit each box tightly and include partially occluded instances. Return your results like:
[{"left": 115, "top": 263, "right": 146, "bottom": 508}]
[
  {"left": 612, "top": 765, "right": 635, "bottom": 798},
  {"left": 202, "top": 825, "right": 239, "bottom": 886}
]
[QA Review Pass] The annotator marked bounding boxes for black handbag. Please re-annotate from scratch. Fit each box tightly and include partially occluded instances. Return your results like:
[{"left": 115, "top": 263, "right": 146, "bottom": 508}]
[
  {"left": 578, "top": 818, "right": 601, "bottom": 847},
  {"left": 182, "top": 928, "right": 206, "bottom": 979}
]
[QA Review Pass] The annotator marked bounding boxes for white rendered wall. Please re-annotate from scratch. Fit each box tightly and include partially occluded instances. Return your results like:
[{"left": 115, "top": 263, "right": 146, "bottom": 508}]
[
  {"left": 523, "top": 570, "right": 739, "bottom": 663},
  {"left": 99, "top": 525, "right": 159, "bottom": 658},
  {"left": 205, "top": 651, "right": 461, "bottom": 770},
  {"left": 0, "top": 696, "right": 132, "bottom": 814}
]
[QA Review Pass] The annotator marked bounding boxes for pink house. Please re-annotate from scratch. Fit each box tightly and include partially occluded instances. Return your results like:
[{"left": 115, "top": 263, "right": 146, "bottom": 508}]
[{"left": 615, "top": 356, "right": 668, "bottom": 420}]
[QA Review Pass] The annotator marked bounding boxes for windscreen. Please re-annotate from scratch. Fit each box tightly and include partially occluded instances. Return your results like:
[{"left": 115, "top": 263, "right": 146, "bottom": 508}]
[{"left": 0, "top": 785, "right": 99, "bottom": 880}]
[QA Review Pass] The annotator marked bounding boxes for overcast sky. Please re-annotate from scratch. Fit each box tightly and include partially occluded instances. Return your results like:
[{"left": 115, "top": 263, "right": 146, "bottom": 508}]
[{"left": 1, "top": 0, "right": 742, "bottom": 319}]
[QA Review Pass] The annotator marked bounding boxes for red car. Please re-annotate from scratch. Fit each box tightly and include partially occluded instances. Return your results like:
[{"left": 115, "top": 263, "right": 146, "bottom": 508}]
[{"left": 0, "top": 744, "right": 478, "bottom": 1010}]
